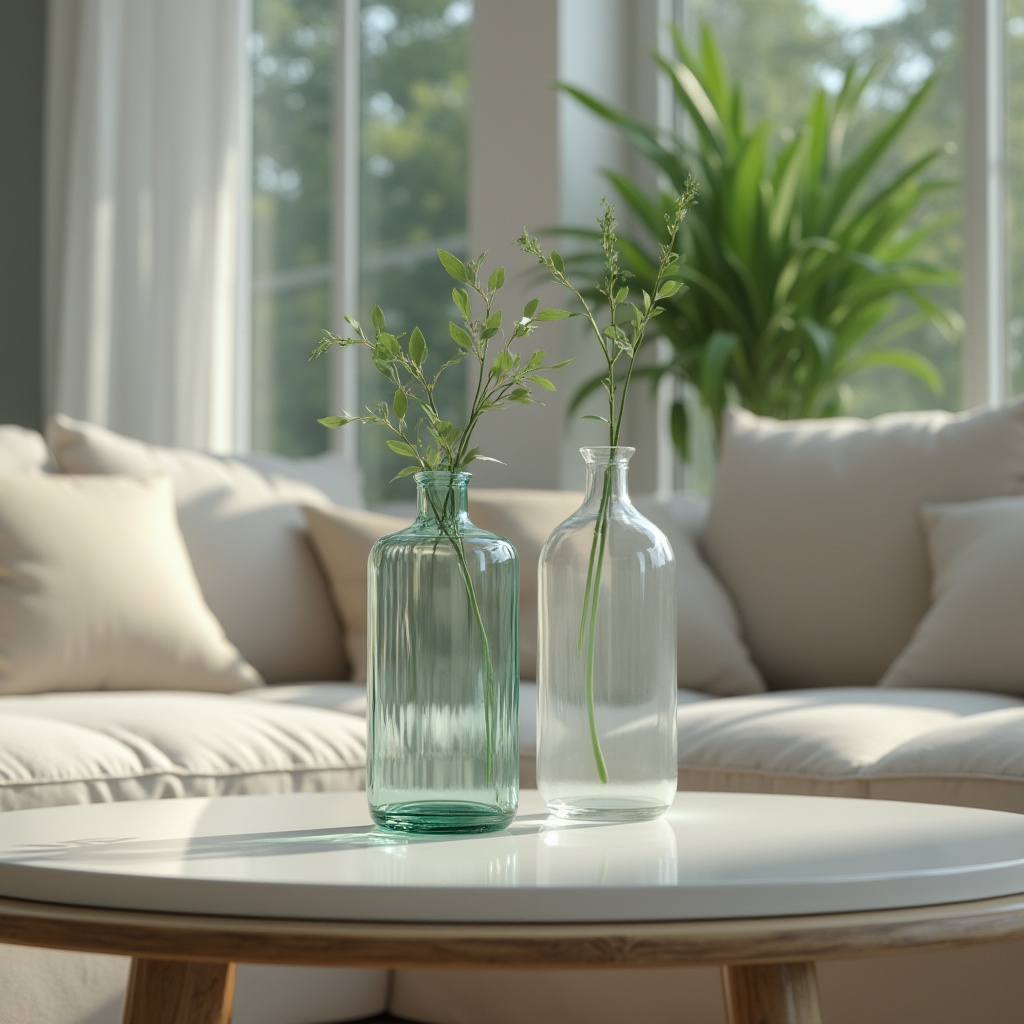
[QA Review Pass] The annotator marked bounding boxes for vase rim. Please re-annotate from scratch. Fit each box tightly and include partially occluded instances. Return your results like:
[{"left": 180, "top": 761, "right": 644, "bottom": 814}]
[
  {"left": 414, "top": 469, "right": 473, "bottom": 482},
  {"left": 580, "top": 445, "right": 635, "bottom": 461}
]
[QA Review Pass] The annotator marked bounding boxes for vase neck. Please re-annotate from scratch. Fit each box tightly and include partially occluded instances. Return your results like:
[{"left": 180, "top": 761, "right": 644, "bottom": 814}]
[
  {"left": 580, "top": 446, "right": 634, "bottom": 510},
  {"left": 415, "top": 471, "right": 471, "bottom": 528}
]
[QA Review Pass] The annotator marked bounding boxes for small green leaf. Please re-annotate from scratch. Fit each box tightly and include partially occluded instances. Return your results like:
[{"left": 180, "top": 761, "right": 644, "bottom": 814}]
[
  {"left": 534, "top": 309, "right": 573, "bottom": 322},
  {"left": 386, "top": 439, "right": 417, "bottom": 457},
  {"left": 551, "top": 251, "right": 565, "bottom": 274},
  {"left": 524, "top": 297, "right": 539, "bottom": 318},
  {"left": 485, "top": 309, "right": 503, "bottom": 330},
  {"left": 343, "top": 315, "right": 362, "bottom": 332},
  {"left": 526, "top": 350, "right": 545, "bottom": 372},
  {"left": 450, "top": 322, "right": 473, "bottom": 348},
  {"left": 487, "top": 267, "right": 506, "bottom": 292},
  {"left": 657, "top": 279, "right": 684, "bottom": 299},
  {"left": 437, "top": 249, "right": 470, "bottom": 283},
  {"left": 371, "top": 305, "right": 386, "bottom": 331},
  {"left": 548, "top": 358, "right": 573, "bottom": 369},
  {"left": 491, "top": 350, "right": 513, "bottom": 376},
  {"left": 613, "top": 286, "right": 629, "bottom": 304},
  {"left": 582, "top": 414, "right": 611, "bottom": 423},
  {"left": 452, "top": 287, "right": 472, "bottom": 320},
  {"left": 509, "top": 388, "right": 532, "bottom": 403},
  {"left": 393, "top": 390, "right": 408, "bottom": 420},
  {"left": 391, "top": 465, "right": 421, "bottom": 481},
  {"left": 529, "top": 375, "right": 556, "bottom": 391},
  {"left": 317, "top": 414, "right": 358, "bottom": 428},
  {"left": 409, "top": 326, "right": 427, "bottom": 365}
]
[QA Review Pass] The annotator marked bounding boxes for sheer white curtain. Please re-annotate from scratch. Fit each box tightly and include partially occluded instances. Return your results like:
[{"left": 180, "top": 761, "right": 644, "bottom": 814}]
[{"left": 44, "top": 0, "right": 251, "bottom": 452}]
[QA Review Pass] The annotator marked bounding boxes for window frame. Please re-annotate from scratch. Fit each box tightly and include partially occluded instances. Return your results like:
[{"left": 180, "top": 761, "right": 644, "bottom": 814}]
[{"left": 312, "top": 0, "right": 1015, "bottom": 495}]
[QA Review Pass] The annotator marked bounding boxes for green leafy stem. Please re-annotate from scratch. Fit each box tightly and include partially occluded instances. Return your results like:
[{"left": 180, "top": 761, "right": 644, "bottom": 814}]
[
  {"left": 312, "top": 249, "right": 572, "bottom": 787},
  {"left": 519, "top": 184, "right": 698, "bottom": 783}
]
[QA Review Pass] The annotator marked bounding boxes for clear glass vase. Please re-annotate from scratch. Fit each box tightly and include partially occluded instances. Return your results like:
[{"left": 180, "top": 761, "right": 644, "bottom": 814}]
[
  {"left": 537, "top": 447, "right": 677, "bottom": 820},
  {"left": 367, "top": 471, "right": 519, "bottom": 834}
]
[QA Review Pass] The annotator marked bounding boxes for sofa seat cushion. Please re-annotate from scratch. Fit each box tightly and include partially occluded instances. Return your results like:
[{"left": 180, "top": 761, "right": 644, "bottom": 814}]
[
  {"left": 0, "top": 691, "right": 366, "bottom": 811},
  {"left": 675, "top": 687, "right": 1024, "bottom": 812}
]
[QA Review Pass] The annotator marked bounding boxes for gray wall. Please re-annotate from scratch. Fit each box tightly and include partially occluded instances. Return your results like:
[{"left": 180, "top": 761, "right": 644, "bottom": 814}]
[{"left": 0, "top": 1, "right": 45, "bottom": 429}]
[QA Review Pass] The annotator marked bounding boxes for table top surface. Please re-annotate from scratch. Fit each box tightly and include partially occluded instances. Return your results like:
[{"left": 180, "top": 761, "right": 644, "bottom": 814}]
[{"left": 0, "top": 790, "right": 1023, "bottom": 925}]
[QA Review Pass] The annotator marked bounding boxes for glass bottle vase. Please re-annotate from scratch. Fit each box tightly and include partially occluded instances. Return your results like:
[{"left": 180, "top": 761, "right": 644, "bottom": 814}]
[
  {"left": 537, "top": 447, "right": 677, "bottom": 820},
  {"left": 367, "top": 471, "right": 519, "bottom": 834}
]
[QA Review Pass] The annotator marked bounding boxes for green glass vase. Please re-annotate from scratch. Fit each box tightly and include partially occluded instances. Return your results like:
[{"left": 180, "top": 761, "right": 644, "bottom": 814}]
[{"left": 367, "top": 471, "right": 519, "bottom": 834}]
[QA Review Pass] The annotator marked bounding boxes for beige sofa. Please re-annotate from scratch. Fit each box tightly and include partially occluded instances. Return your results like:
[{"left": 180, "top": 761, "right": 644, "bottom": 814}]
[{"left": 1, "top": 400, "right": 1024, "bottom": 1024}]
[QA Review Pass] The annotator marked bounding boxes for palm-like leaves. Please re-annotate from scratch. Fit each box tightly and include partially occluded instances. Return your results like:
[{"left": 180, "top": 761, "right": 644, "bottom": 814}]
[{"left": 562, "top": 23, "right": 959, "bottom": 456}]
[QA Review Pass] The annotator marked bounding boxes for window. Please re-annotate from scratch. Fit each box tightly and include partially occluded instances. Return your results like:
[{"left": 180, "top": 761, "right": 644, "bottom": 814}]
[
  {"left": 251, "top": 0, "right": 472, "bottom": 504},
  {"left": 250, "top": 1, "right": 1018, "bottom": 501}
]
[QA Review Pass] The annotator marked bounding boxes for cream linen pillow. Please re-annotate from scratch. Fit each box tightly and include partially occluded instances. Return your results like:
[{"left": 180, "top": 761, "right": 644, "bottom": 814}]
[
  {"left": 302, "top": 505, "right": 406, "bottom": 683},
  {"left": 880, "top": 496, "right": 1024, "bottom": 694},
  {"left": 46, "top": 414, "right": 356, "bottom": 683},
  {"left": 306, "top": 490, "right": 766, "bottom": 696},
  {"left": 469, "top": 489, "right": 582, "bottom": 682},
  {"left": 0, "top": 426, "right": 49, "bottom": 472},
  {"left": 635, "top": 492, "right": 765, "bottom": 696},
  {"left": 704, "top": 400, "right": 1024, "bottom": 690},
  {"left": 0, "top": 474, "right": 261, "bottom": 694}
]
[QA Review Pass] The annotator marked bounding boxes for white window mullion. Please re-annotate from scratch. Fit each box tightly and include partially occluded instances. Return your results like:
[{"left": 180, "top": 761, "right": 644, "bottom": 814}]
[
  {"left": 962, "top": 0, "right": 1008, "bottom": 407},
  {"left": 331, "top": 0, "right": 362, "bottom": 461}
]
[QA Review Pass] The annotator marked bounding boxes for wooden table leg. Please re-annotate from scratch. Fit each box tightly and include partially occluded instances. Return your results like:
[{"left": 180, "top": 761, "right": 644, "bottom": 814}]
[
  {"left": 722, "top": 962, "right": 822, "bottom": 1024},
  {"left": 121, "top": 957, "right": 236, "bottom": 1024}
]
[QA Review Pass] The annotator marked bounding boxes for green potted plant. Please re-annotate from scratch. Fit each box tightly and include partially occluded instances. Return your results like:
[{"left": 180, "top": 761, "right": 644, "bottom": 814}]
[
  {"left": 312, "top": 249, "right": 570, "bottom": 834},
  {"left": 561, "top": 23, "right": 960, "bottom": 458}
]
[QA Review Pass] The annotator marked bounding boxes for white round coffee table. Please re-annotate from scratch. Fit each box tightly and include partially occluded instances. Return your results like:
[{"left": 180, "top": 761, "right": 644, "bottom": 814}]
[{"left": 0, "top": 790, "right": 1023, "bottom": 1024}]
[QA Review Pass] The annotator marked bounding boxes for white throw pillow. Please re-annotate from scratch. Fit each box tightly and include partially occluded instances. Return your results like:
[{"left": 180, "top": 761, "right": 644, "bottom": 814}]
[
  {"left": 302, "top": 505, "right": 405, "bottom": 683},
  {"left": 0, "top": 425, "right": 49, "bottom": 472},
  {"left": 305, "top": 490, "right": 766, "bottom": 697},
  {"left": 45, "top": 414, "right": 359, "bottom": 683},
  {"left": 635, "top": 492, "right": 765, "bottom": 697},
  {"left": 704, "top": 399, "right": 1024, "bottom": 690},
  {"left": 0, "top": 474, "right": 261, "bottom": 694},
  {"left": 880, "top": 496, "right": 1024, "bottom": 694}
]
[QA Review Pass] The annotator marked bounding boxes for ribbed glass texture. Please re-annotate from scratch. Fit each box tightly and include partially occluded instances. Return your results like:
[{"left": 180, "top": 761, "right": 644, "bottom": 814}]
[
  {"left": 537, "top": 447, "right": 677, "bottom": 820},
  {"left": 367, "top": 472, "right": 519, "bottom": 833}
]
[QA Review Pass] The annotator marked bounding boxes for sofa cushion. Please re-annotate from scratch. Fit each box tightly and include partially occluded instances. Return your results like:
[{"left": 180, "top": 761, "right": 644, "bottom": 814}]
[
  {"left": 0, "top": 474, "right": 261, "bottom": 695},
  {"left": 46, "top": 414, "right": 358, "bottom": 683},
  {"left": 302, "top": 504, "right": 405, "bottom": 683},
  {"left": 880, "top": 496, "right": 1024, "bottom": 695},
  {"left": 305, "top": 491, "right": 765, "bottom": 696},
  {"left": 704, "top": 400, "right": 1024, "bottom": 689},
  {"left": 0, "top": 425, "right": 49, "bottom": 472},
  {"left": 0, "top": 691, "right": 366, "bottom": 811},
  {"left": 674, "top": 687, "right": 1024, "bottom": 813},
  {"left": 469, "top": 488, "right": 582, "bottom": 682}
]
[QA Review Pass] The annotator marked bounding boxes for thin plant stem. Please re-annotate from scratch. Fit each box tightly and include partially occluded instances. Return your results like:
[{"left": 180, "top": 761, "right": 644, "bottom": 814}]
[{"left": 424, "top": 479, "right": 496, "bottom": 786}]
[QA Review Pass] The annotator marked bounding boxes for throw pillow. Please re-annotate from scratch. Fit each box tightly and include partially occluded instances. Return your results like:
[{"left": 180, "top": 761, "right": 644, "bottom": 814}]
[
  {"left": 0, "top": 425, "right": 49, "bottom": 472},
  {"left": 45, "top": 414, "right": 360, "bottom": 683},
  {"left": 0, "top": 474, "right": 262, "bottom": 694},
  {"left": 704, "top": 399, "right": 1024, "bottom": 690},
  {"left": 635, "top": 492, "right": 766, "bottom": 696},
  {"left": 468, "top": 489, "right": 582, "bottom": 682},
  {"left": 305, "top": 490, "right": 766, "bottom": 696},
  {"left": 302, "top": 505, "right": 407, "bottom": 683},
  {"left": 880, "top": 496, "right": 1024, "bottom": 694}
]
